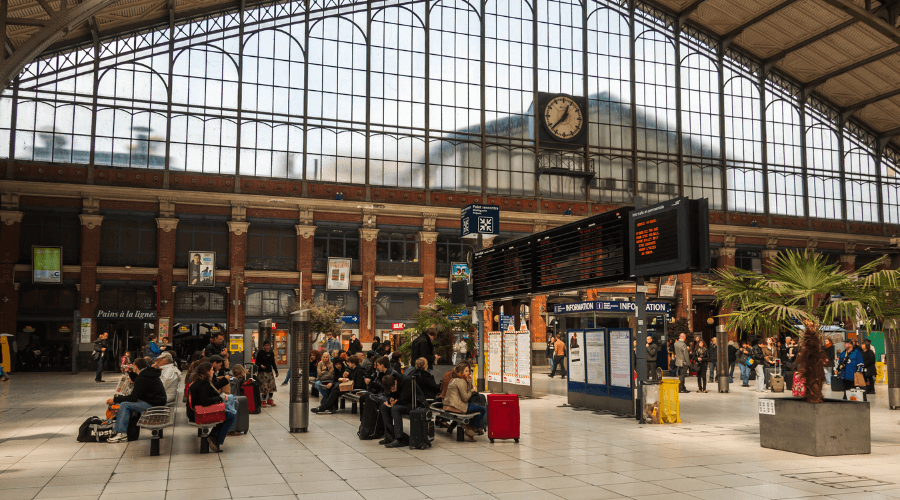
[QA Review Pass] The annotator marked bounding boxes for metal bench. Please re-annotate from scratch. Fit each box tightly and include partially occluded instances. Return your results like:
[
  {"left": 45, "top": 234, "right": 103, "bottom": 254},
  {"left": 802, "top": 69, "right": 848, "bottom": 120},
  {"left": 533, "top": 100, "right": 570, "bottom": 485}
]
[
  {"left": 340, "top": 390, "right": 365, "bottom": 414},
  {"left": 187, "top": 421, "right": 219, "bottom": 453},
  {"left": 136, "top": 406, "right": 175, "bottom": 456},
  {"left": 429, "top": 403, "right": 483, "bottom": 442}
]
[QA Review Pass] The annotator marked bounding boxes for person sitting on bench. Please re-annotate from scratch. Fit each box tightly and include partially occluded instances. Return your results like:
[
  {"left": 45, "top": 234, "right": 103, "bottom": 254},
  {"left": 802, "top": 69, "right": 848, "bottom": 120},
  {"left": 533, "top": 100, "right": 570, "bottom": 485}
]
[
  {"left": 186, "top": 361, "right": 235, "bottom": 453},
  {"left": 366, "top": 355, "right": 396, "bottom": 394},
  {"left": 442, "top": 363, "right": 485, "bottom": 442},
  {"left": 407, "top": 357, "right": 441, "bottom": 400},
  {"left": 105, "top": 357, "right": 167, "bottom": 443},
  {"left": 312, "top": 354, "right": 367, "bottom": 414},
  {"left": 378, "top": 372, "right": 424, "bottom": 448}
]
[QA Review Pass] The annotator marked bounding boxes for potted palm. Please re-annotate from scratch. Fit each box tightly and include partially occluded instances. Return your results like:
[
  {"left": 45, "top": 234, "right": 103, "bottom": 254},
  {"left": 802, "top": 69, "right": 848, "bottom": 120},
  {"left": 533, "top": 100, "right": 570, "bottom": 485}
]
[{"left": 710, "top": 250, "right": 899, "bottom": 456}]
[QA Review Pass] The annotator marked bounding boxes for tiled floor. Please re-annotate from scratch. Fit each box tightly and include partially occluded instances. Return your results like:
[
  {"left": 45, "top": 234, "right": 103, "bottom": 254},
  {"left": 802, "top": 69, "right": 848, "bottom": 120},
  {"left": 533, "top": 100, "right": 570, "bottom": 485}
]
[{"left": 1, "top": 371, "right": 900, "bottom": 500}]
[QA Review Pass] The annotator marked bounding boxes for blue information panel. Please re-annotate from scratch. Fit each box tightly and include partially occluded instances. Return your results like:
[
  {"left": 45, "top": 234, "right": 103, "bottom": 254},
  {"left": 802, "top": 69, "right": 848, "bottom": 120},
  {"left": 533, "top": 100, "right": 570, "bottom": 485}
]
[{"left": 460, "top": 204, "right": 500, "bottom": 238}]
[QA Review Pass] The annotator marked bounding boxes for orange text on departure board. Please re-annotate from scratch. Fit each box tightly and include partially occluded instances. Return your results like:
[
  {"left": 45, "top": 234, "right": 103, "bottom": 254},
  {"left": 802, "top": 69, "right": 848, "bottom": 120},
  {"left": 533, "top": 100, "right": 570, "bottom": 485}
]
[{"left": 635, "top": 218, "right": 659, "bottom": 256}]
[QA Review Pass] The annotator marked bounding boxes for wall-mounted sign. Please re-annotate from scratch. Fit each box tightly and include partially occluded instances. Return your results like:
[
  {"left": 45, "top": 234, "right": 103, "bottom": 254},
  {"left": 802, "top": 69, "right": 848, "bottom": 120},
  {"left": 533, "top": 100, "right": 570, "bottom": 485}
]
[
  {"left": 461, "top": 204, "right": 499, "bottom": 238},
  {"left": 80, "top": 318, "right": 92, "bottom": 343},
  {"left": 391, "top": 323, "right": 406, "bottom": 330},
  {"left": 552, "top": 300, "right": 672, "bottom": 318},
  {"left": 59, "top": 325, "right": 71, "bottom": 333},
  {"left": 657, "top": 275, "right": 677, "bottom": 298},
  {"left": 188, "top": 251, "right": 216, "bottom": 287},
  {"left": 158, "top": 318, "right": 169, "bottom": 344},
  {"left": 33, "top": 246, "right": 62, "bottom": 284},
  {"left": 326, "top": 257, "right": 351, "bottom": 290},
  {"left": 341, "top": 315, "right": 360, "bottom": 324},
  {"left": 95, "top": 310, "right": 157, "bottom": 320}
]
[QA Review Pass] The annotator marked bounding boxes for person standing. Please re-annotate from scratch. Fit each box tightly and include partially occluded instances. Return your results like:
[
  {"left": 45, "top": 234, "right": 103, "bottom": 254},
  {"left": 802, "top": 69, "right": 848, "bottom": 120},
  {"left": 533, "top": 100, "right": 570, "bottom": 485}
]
[
  {"left": 761, "top": 337, "right": 778, "bottom": 389},
  {"left": 674, "top": 333, "right": 690, "bottom": 393},
  {"left": 93, "top": 332, "right": 109, "bottom": 383},
  {"left": 707, "top": 337, "right": 718, "bottom": 383},
  {"left": 348, "top": 334, "right": 363, "bottom": 356},
  {"left": 694, "top": 340, "right": 709, "bottom": 393},
  {"left": 255, "top": 341, "right": 279, "bottom": 408},
  {"left": 549, "top": 335, "right": 567, "bottom": 378},
  {"left": 736, "top": 340, "right": 752, "bottom": 387},
  {"left": 547, "top": 336, "right": 556, "bottom": 372},
  {"left": 861, "top": 340, "right": 877, "bottom": 395},
  {"left": 410, "top": 328, "right": 440, "bottom": 370},
  {"left": 823, "top": 338, "right": 835, "bottom": 386},
  {"left": 646, "top": 335, "right": 659, "bottom": 380},
  {"left": 836, "top": 340, "right": 863, "bottom": 399},
  {"left": 727, "top": 340, "right": 738, "bottom": 383},
  {"left": 453, "top": 337, "right": 467, "bottom": 365},
  {"left": 326, "top": 334, "right": 341, "bottom": 354},
  {"left": 751, "top": 339, "right": 767, "bottom": 392}
]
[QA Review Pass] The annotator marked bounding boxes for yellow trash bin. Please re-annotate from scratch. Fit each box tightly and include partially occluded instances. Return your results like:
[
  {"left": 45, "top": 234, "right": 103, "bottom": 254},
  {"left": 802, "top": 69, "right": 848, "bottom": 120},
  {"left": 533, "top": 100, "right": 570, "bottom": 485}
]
[
  {"left": 659, "top": 377, "right": 682, "bottom": 424},
  {"left": 876, "top": 362, "right": 886, "bottom": 384}
]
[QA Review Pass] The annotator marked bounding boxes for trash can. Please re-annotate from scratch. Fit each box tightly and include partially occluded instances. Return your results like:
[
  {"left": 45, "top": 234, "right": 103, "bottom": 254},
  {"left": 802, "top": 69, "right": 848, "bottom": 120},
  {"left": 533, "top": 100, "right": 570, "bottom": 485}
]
[
  {"left": 659, "top": 377, "right": 682, "bottom": 424},
  {"left": 641, "top": 380, "right": 660, "bottom": 424}
]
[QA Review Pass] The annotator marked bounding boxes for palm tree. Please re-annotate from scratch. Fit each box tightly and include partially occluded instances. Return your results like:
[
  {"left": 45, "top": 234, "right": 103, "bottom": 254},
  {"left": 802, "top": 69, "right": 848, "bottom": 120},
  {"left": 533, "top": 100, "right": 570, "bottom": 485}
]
[{"left": 710, "top": 250, "right": 899, "bottom": 403}]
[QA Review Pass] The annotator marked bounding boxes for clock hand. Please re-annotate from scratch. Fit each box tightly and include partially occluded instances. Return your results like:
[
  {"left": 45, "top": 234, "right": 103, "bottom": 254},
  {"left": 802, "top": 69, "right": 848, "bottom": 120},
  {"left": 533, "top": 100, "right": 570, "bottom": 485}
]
[{"left": 552, "top": 104, "right": 571, "bottom": 129}]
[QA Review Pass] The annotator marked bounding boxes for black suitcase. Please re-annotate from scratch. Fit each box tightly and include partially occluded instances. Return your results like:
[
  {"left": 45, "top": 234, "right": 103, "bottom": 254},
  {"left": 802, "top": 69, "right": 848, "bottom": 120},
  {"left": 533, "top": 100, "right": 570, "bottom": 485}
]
[
  {"left": 232, "top": 395, "right": 250, "bottom": 434},
  {"left": 357, "top": 393, "right": 385, "bottom": 440},
  {"left": 831, "top": 376, "right": 845, "bottom": 392},
  {"left": 408, "top": 379, "right": 433, "bottom": 450}
]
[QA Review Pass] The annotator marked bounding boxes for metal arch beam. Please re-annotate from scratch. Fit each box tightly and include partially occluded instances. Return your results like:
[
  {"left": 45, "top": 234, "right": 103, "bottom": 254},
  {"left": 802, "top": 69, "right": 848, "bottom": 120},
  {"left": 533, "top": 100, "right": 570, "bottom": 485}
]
[
  {"left": 841, "top": 85, "right": 900, "bottom": 120},
  {"left": 803, "top": 45, "right": 900, "bottom": 92},
  {"left": 0, "top": 0, "right": 119, "bottom": 90},
  {"left": 819, "top": 0, "right": 900, "bottom": 43},
  {"left": 720, "top": 0, "right": 803, "bottom": 46},
  {"left": 760, "top": 19, "right": 857, "bottom": 72}
]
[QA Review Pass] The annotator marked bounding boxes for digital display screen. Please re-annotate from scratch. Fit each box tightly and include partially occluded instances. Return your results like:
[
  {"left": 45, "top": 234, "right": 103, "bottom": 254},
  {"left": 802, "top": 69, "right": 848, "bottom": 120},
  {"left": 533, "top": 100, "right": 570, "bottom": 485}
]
[{"left": 633, "top": 209, "right": 679, "bottom": 267}]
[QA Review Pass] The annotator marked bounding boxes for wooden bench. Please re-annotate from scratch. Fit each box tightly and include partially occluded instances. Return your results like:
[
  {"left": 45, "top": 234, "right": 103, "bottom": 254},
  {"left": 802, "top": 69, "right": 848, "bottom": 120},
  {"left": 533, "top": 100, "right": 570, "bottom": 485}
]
[
  {"left": 429, "top": 403, "right": 482, "bottom": 442},
  {"left": 136, "top": 406, "right": 175, "bottom": 456}
]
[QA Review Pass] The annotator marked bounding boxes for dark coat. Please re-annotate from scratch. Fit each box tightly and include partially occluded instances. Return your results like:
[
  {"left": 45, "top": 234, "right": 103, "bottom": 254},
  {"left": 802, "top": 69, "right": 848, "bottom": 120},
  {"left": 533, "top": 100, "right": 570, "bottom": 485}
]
[
  {"left": 407, "top": 367, "right": 441, "bottom": 400},
  {"left": 727, "top": 344, "right": 738, "bottom": 363},
  {"left": 114, "top": 367, "right": 167, "bottom": 407},
  {"left": 386, "top": 372, "right": 425, "bottom": 408},
  {"left": 410, "top": 333, "right": 436, "bottom": 369},
  {"left": 93, "top": 338, "right": 108, "bottom": 359},
  {"left": 347, "top": 365, "right": 368, "bottom": 390},
  {"left": 862, "top": 348, "right": 877, "bottom": 377},
  {"left": 824, "top": 344, "right": 836, "bottom": 367},
  {"left": 186, "top": 378, "right": 225, "bottom": 422},
  {"left": 255, "top": 349, "right": 278, "bottom": 375},
  {"left": 204, "top": 342, "right": 225, "bottom": 359},
  {"left": 348, "top": 339, "right": 363, "bottom": 355}
]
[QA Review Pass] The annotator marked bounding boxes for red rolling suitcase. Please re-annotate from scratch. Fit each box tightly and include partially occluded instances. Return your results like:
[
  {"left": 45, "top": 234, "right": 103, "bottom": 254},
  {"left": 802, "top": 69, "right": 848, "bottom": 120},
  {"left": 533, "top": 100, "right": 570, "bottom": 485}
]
[
  {"left": 242, "top": 379, "right": 262, "bottom": 414},
  {"left": 487, "top": 394, "right": 520, "bottom": 443}
]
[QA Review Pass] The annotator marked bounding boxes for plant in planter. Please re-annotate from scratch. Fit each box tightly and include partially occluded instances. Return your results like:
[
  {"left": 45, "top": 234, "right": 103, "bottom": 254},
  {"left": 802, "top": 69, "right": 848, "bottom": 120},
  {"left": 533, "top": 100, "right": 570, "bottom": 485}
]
[
  {"left": 398, "top": 297, "right": 473, "bottom": 365},
  {"left": 290, "top": 300, "right": 344, "bottom": 349}
]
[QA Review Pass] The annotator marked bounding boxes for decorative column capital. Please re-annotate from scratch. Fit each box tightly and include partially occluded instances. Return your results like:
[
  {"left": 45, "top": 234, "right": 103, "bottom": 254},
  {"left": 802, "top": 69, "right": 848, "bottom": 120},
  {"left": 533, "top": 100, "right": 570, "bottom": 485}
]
[
  {"left": 719, "top": 246, "right": 737, "bottom": 259},
  {"left": 418, "top": 231, "right": 439, "bottom": 244},
  {"left": 0, "top": 210, "right": 23, "bottom": 226},
  {"left": 762, "top": 249, "right": 779, "bottom": 260},
  {"left": 766, "top": 236, "right": 778, "bottom": 250},
  {"left": 533, "top": 220, "right": 548, "bottom": 233},
  {"left": 227, "top": 221, "right": 250, "bottom": 235},
  {"left": 723, "top": 233, "right": 736, "bottom": 247},
  {"left": 296, "top": 224, "right": 317, "bottom": 239},
  {"left": 156, "top": 218, "right": 179, "bottom": 232},
  {"left": 359, "top": 228, "right": 379, "bottom": 242},
  {"left": 806, "top": 238, "right": 818, "bottom": 251},
  {"left": 79, "top": 214, "right": 104, "bottom": 230},
  {"left": 840, "top": 254, "right": 857, "bottom": 265},
  {"left": 844, "top": 241, "right": 857, "bottom": 255},
  {"left": 423, "top": 213, "right": 439, "bottom": 231}
]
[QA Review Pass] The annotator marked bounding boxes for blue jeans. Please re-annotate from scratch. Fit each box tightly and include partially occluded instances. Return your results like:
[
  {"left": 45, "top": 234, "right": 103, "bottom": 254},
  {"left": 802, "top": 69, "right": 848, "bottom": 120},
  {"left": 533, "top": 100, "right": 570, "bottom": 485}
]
[
  {"left": 0, "top": 365, "right": 8, "bottom": 378},
  {"left": 283, "top": 372, "right": 290, "bottom": 384},
  {"left": 215, "top": 410, "right": 236, "bottom": 446},
  {"left": 315, "top": 381, "right": 331, "bottom": 401},
  {"left": 824, "top": 366, "right": 832, "bottom": 385},
  {"left": 739, "top": 363, "right": 751, "bottom": 386},
  {"left": 729, "top": 362, "right": 736, "bottom": 383},
  {"left": 114, "top": 400, "right": 151, "bottom": 434},
  {"left": 467, "top": 403, "right": 486, "bottom": 429}
]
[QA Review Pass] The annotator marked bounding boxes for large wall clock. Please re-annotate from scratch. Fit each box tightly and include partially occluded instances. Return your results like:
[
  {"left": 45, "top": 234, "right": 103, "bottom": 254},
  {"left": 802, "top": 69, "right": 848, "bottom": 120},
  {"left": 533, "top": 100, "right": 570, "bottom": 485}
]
[{"left": 537, "top": 92, "right": 588, "bottom": 147}]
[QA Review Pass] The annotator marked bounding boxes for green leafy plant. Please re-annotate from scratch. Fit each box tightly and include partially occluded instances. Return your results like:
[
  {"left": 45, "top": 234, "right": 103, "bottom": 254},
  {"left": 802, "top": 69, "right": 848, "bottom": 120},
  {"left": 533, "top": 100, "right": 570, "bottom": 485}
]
[
  {"left": 398, "top": 297, "right": 473, "bottom": 365},
  {"left": 289, "top": 300, "right": 344, "bottom": 345},
  {"left": 709, "top": 250, "right": 899, "bottom": 403},
  {"left": 669, "top": 317, "right": 692, "bottom": 339}
]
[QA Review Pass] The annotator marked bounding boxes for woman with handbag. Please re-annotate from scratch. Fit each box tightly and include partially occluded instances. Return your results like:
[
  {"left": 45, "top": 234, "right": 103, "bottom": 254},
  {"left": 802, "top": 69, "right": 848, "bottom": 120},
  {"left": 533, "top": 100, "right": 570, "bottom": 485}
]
[
  {"left": 693, "top": 340, "right": 709, "bottom": 393},
  {"left": 835, "top": 340, "right": 864, "bottom": 400},
  {"left": 187, "top": 361, "right": 235, "bottom": 453}
]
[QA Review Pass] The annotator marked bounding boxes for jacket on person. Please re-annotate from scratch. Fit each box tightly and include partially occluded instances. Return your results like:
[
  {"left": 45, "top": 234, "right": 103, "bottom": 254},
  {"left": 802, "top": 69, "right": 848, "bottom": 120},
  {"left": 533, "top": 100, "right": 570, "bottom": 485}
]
[
  {"left": 693, "top": 347, "right": 709, "bottom": 366},
  {"left": 674, "top": 340, "right": 690, "bottom": 367},
  {"left": 204, "top": 342, "right": 224, "bottom": 359},
  {"left": 646, "top": 342, "right": 660, "bottom": 362},
  {"left": 346, "top": 365, "right": 368, "bottom": 391},
  {"left": 443, "top": 377, "right": 474, "bottom": 413},
  {"left": 92, "top": 338, "right": 108, "bottom": 360},
  {"left": 326, "top": 337, "right": 341, "bottom": 354},
  {"left": 114, "top": 366, "right": 167, "bottom": 407},
  {"left": 824, "top": 344, "right": 836, "bottom": 368},
  {"left": 186, "top": 379, "right": 226, "bottom": 422},
  {"left": 348, "top": 339, "right": 363, "bottom": 355},
  {"left": 727, "top": 344, "right": 738, "bottom": 364},
  {"left": 410, "top": 333, "right": 436, "bottom": 369},
  {"left": 761, "top": 344, "right": 778, "bottom": 367},
  {"left": 368, "top": 366, "right": 395, "bottom": 394},
  {"left": 837, "top": 347, "right": 864, "bottom": 380},
  {"left": 386, "top": 372, "right": 424, "bottom": 408},
  {"left": 407, "top": 367, "right": 441, "bottom": 400},
  {"left": 144, "top": 341, "right": 162, "bottom": 358},
  {"left": 316, "top": 360, "right": 334, "bottom": 383},
  {"left": 736, "top": 347, "right": 751, "bottom": 366},
  {"left": 708, "top": 343, "right": 718, "bottom": 363},
  {"left": 862, "top": 348, "right": 877, "bottom": 378},
  {"left": 159, "top": 363, "right": 182, "bottom": 405},
  {"left": 255, "top": 349, "right": 279, "bottom": 375}
]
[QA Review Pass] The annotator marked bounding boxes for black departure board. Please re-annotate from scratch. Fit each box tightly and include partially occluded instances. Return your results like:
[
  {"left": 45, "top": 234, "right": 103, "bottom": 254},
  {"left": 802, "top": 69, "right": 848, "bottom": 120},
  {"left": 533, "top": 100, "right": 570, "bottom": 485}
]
[
  {"left": 628, "top": 197, "right": 709, "bottom": 278},
  {"left": 633, "top": 209, "right": 678, "bottom": 266}
]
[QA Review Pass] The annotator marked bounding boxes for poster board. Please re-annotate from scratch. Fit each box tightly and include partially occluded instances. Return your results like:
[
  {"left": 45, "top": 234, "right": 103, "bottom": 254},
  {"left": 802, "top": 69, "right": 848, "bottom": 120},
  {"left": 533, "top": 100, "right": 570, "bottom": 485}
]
[
  {"left": 609, "top": 328, "right": 632, "bottom": 399},
  {"left": 515, "top": 332, "right": 531, "bottom": 385},
  {"left": 32, "top": 246, "right": 62, "bottom": 283},
  {"left": 157, "top": 318, "right": 170, "bottom": 344},
  {"left": 80, "top": 318, "right": 92, "bottom": 344},
  {"left": 188, "top": 251, "right": 215, "bottom": 287},
  {"left": 585, "top": 329, "right": 606, "bottom": 386},
  {"left": 568, "top": 330, "right": 586, "bottom": 383},
  {"left": 488, "top": 332, "right": 502, "bottom": 382},
  {"left": 502, "top": 332, "right": 517, "bottom": 383},
  {"left": 326, "top": 257, "right": 351, "bottom": 290},
  {"left": 274, "top": 330, "right": 288, "bottom": 365}
]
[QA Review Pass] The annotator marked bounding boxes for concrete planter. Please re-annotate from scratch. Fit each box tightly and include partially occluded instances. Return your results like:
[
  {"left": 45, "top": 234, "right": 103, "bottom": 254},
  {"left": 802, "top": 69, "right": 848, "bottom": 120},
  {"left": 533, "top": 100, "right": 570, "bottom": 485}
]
[{"left": 759, "top": 397, "right": 870, "bottom": 457}]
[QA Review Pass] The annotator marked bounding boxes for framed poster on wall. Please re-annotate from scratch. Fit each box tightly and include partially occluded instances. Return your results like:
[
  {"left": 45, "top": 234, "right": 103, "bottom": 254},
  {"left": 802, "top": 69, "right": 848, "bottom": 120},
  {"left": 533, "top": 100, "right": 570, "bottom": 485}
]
[
  {"left": 188, "top": 251, "right": 215, "bottom": 287},
  {"left": 33, "top": 246, "right": 62, "bottom": 283},
  {"left": 326, "top": 257, "right": 351, "bottom": 290}
]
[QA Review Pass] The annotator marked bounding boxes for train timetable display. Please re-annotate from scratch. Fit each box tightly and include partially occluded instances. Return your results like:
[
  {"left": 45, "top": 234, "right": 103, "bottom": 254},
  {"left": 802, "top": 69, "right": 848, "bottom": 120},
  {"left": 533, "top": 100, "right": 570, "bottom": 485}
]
[{"left": 633, "top": 209, "right": 679, "bottom": 266}]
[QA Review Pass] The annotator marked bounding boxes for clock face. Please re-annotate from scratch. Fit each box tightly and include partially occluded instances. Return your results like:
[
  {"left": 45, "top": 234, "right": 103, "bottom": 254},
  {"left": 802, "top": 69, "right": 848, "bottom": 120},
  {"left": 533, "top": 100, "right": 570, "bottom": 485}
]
[{"left": 543, "top": 95, "right": 584, "bottom": 141}]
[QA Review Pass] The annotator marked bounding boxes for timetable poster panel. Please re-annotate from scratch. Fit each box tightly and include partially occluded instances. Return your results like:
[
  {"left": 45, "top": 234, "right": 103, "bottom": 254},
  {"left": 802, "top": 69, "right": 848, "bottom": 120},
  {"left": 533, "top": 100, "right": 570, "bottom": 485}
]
[
  {"left": 503, "top": 333, "right": 517, "bottom": 383},
  {"left": 609, "top": 329, "right": 632, "bottom": 388},
  {"left": 568, "top": 330, "right": 586, "bottom": 383},
  {"left": 585, "top": 329, "right": 606, "bottom": 385},
  {"left": 516, "top": 332, "right": 531, "bottom": 385},
  {"left": 488, "top": 333, "right": 502, "bottom": 382}
]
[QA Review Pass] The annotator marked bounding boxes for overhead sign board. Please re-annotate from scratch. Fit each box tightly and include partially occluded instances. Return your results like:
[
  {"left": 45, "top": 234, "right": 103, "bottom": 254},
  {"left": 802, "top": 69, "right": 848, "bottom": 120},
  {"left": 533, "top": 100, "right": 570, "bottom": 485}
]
[
  {"left": 461, "top": 204, "right": 499, "bottom": 238},
  {"left": 95, "top": 310, "right": 157, "bottom": 320},
  {"left": 391, "top": 322, "right": 406, "bottom": 330},
  {"left": 553, "top": 300, "right": 673, "bottom": 318},
  {"left": 33, "top": 246, "right": 62, "bottom": 284},
  {"left": 628, "top": 197, "right": 709, "bottom": 278}
]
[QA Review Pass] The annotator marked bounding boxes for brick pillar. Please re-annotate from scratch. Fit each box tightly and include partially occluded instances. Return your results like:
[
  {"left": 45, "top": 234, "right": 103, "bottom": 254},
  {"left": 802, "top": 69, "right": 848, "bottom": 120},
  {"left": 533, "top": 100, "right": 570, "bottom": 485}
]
[
  {"left": 839, "top": 254, "right": 856, "bottom": 273},
  {"left": 227, "top": 221, "right": 250, "bottom": 339},
  {"left": 296, "top": 225, "right": 316, "bottom": 304},
  {"left": 530, "top": 295, "right": 547, "bottom": 343},
  {"left": 718, "top": 246, "right": 737, "bottom": 341},
  {"left": 156, "top": 218, "right": 178, "bottom": 342},
  {"left": 359, "top": 228, "right": 379, "bottom": 343},
  {"left": 675, "top": 272, "right": 692, "bottom": 323},
  {"left": 419, "top": 231, "right": 438, "bottom": 305},
  {"left": 0, "top": 211, "right": 23, "bottom": 337},
  {"left": 79, "top": 214, "right": 103, "bottom": 341}
]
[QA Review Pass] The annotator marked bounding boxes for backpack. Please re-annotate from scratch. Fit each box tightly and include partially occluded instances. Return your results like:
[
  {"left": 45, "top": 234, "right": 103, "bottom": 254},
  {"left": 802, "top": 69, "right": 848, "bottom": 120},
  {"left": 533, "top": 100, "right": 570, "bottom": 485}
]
[
  {"left": 77, "top": 417, "right": 115, "bottom": 442},
  {"left": 357, "top": 393, "right": 386, "bottom": 440}
]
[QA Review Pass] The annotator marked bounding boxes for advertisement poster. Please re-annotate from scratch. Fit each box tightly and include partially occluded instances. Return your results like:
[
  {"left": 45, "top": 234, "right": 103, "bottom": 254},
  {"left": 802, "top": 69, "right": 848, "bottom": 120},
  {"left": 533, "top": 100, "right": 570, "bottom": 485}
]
[
  {"left": 609, "top": 329, "right": 632, "bottom": 388},
  {"left": 488, "top": 333, "right": 502, "bottom": 382},
  {"left": 33, "top": 246, "right": 62, "bottom": 283},
  {"left": 327, "top": 257, "right": 352, "bottom": 290},
  {"left": 516, "top": 331, "right": 531, "bottom": 385},
  {"left": 188, "top": 251, "right": 215, "bottom": 287},
  {"left": 450, "top": 263, "right": 470, "bottom": 282},
  {"left": 158, "top": 318, "right": 169, "bottom": 344},
  {"left": 80, "top": 318, "right": 92, "bottom": 343},
  {"left": 568, "top": 330, "right": 586, "bottom": 383},
  {"left": 585, "top": 329, "right": 606, "bottom": 385},
  {"left": 658, "top": 275, "right": 677, "bottom": 298},
  {"left": 503, "top": 333, "right": 517, "bottom": 383}
]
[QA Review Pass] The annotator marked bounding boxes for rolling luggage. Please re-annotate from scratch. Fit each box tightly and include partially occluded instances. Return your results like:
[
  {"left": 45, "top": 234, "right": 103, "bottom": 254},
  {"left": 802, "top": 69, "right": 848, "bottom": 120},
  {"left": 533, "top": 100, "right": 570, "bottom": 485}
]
[
  {"left": 242, "top": 379, "right": 262, "bottom": 414},
  {"left": 770, "top": 360, "right": 785, "bottom": 393},
  {"left": 357, "top": 393, "right": 385, "bottom": 440},
  {"left": 408, "top": 380, "right": 434, "bottom": 450},
  {"left": 232, "top": 395, "right": 250, "bottom": 434},
  {"left": 487, "top": 394, "right": 520, "bottom": 443},
  {"left": 831, "top": 376, "right": 845, "bottom": 392}
]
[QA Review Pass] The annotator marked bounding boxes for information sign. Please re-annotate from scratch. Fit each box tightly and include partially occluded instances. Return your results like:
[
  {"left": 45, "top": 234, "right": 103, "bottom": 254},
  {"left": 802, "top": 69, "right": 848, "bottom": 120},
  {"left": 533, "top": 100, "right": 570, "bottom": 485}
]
[
  {"left": 488, "top": 333, "right": 502, "bottom": 382},
  {"left": 461, "top": 204, "right": 500, "bottom": 238},
  {"left": 627, "top": 197, "right": 709, "bottom": 278},
  {"left": 568, "top": 330, "right": 586, "bottom": 383},
  {"left": 585, "top": 329, "right": 606, "bottom": 385},
  {"left": 502, "top": 332, "right": 517, "bottom": 383},
  {"left": 80, "top": 318, "right": 92, "bottom": 344},
  {"left": 326, "top": 257, "right": 352, "bottom": 290},
  {"left": 609, "top": 329, "right": 632, "bottom": 389},
  {"left": 759, "top": 399, "right": 776, "bottom": 415},
  {"left": 515, "top": 332, "right": 531, "bottom": 385}
]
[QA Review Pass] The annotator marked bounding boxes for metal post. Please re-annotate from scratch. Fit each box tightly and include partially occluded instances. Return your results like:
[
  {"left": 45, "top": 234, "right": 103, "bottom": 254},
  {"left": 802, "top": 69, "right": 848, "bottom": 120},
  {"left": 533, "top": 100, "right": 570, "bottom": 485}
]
[
  {"left": 476, "top": 231, "right": 485, "bottom": 392},
  {"left": 289, "top": 309, "right": 310, "bottom": 432},
  {"left": 72, "top": 310, "right": 80, "bottom": 374},
  {"left": 716, "top": 324, "right": 729, "bottom": 393},
  {"left": 633, "top": 196, "right": 647, "bottom": 422},
  {"left": 885, "top": 325, "right": 900, "bottom": 410}
]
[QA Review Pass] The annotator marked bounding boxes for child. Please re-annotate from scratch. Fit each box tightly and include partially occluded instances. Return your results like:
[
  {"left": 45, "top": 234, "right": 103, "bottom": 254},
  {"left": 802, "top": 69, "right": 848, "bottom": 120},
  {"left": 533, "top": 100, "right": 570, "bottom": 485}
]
[{"left": 120, "top": 351, "right": 131, "bottom": 373}]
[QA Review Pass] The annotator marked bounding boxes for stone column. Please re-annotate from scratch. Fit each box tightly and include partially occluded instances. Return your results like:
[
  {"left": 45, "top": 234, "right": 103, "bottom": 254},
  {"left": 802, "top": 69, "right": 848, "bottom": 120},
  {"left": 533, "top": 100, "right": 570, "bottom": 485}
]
[
  {"left": 0, "top": 210, "right": 23, "bottom": 339},
  {"left": 296, "top": 224, "right": 316, "bottom": 304},
  {"left": 156, "top": 218, "right": 178, "bottom": 339},
  {"left": 418, "top": 230, "right": 438, "bottom": 305},
  {"left": 359, "top": 227, "right": 379, "bottom": 343},
  {"left": 79, "top": 214, "right": 103, "bottom": 341},
  {"left": 227, "top": 221, "right": 250, "bottom": 339},
  {"left": 840, "top": 253, "right": 856, "bottom": 273},
  {"left": 762, "top": 236, "right": 779, "bottom": 274}
]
